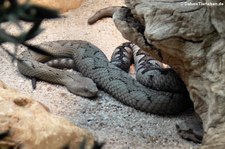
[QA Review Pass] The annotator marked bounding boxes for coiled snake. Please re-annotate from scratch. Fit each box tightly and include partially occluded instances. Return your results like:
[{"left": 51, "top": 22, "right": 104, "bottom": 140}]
[
  {"left": 86, "top": 6, "right": 203, "bottom": 143},
  {"left": 17, "top": 41, "right": 192, "bottom": 115}
]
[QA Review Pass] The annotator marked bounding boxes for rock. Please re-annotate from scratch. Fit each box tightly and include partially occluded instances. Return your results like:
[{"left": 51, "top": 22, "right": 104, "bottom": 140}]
[
  {"left": 18, "top": 0, "right": 83, "bottom": 13},
  {"left": 0, "top": 80, "right": 99, "bottom": 149},
  {"left": 113, "top": 0, "right": 225, "bottom": 148}
]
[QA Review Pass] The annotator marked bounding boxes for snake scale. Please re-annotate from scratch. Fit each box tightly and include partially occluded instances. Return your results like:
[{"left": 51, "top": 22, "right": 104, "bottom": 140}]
[
  {"left": 17, "top": 40, "right": 192, "bottom": 115},
  {"left": 86, "top": 6, "right": 203, "bottom": 143}
]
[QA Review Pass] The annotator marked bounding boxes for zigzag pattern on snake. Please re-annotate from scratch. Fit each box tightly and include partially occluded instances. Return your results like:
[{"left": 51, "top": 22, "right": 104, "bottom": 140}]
[
  {"left": 17, "top": 40, "right": 192, "bottom": 115},
  {"left": 86, "top": 6, "right": 202, "bottom": 143}
]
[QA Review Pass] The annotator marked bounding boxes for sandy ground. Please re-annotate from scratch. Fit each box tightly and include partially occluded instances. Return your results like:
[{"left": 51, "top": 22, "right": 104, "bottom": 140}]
[{"left": 0, "top": 0, "right": 200, "bottom": 148}]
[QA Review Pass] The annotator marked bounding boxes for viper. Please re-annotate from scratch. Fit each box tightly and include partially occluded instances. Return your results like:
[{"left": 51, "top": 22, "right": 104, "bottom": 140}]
[
  {"left": 17, "top": 40, "right": 192, "bottom": 115},
  {"left": 86, "top": 6, "right": 204, "bottom": 143},
  {"left": 16, "top": 5, "right": 202, "bottom": 143}
]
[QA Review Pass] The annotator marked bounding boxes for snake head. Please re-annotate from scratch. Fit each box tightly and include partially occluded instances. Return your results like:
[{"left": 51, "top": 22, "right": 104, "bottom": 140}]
[{"left": 65, "top": 75, "right": 98, "bottom": 98}]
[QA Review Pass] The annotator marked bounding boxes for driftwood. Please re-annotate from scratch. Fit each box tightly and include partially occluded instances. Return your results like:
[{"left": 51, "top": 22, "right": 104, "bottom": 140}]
[{"left": 112, "top": 0, "right": 225, "bottom": 148}]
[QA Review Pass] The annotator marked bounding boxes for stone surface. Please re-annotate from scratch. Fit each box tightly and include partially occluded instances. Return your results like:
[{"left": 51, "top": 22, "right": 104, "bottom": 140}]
[
  {"left": 113, "top": 0, "right": 225, "bottom": 148},
  {"left": 19, "top": 0, "right": 83, "bottom": 12},
  {"left": 0, "top": 80, "right": 96, "bottom": 149}
]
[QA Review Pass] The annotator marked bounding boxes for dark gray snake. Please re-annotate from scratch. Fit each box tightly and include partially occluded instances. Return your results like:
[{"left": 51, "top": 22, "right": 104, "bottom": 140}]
[
  {"left": 17, "top": 40, "right": 192, "bottom": 115},
  {"left": 87, "top": 6, "right": 203, "bottom": 143}
]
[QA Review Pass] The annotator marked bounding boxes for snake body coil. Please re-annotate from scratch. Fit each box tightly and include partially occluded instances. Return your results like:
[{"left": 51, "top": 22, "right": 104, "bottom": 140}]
[{"left": 18, "top": 40, "right": 192, "bottom": 115}]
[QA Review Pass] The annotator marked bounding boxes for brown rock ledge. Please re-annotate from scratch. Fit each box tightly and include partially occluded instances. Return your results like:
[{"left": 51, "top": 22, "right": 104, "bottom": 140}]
[{"left": 0, "top": 80, "right": 97, "bottom": 149}]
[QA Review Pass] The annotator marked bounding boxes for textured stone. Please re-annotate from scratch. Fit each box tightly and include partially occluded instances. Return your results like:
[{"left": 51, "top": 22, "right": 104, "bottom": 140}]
[
  {"left": 0, "top": 80, "right": 97, "bottom": 149},
  {"left": 113, "top": 0, "right": 225, "bottom": 148}
]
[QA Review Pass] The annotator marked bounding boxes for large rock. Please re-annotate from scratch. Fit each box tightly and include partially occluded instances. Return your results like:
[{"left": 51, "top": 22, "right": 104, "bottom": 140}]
[
  {"left": 113, "top": 0, "right": 225, "bottom": 148},
  {"left": 19, "top": 0, "right": 83, "bottom": 12},
  {"left": 0, "top": 80, "right": 99, "bottom": 149}
]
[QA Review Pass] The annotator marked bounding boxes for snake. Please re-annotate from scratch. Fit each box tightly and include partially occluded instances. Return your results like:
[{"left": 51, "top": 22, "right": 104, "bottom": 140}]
[
  {"left": 87, "top": 6, "right": 204, "bottom": 142},
  {"left": 17, "top": 40, "right": 192, "bottom": 115},
  {"left": 88, "top": 6, "right": 121, "bottom": 25}
]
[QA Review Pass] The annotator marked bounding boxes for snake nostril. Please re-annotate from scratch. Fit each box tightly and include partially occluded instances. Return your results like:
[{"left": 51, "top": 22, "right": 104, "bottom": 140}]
[{"left": 13, "top": 98, "right": 30, "bottom": 107}]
